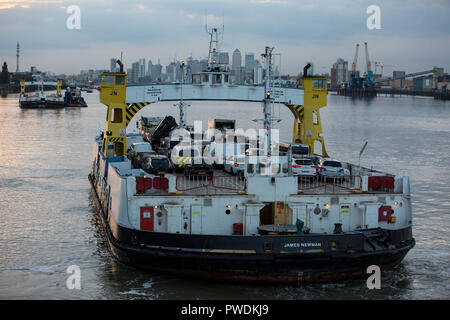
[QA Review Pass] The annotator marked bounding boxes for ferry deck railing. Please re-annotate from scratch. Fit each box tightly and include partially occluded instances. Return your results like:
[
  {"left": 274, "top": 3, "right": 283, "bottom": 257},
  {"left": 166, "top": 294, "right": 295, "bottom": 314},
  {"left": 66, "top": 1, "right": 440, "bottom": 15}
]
[
  {"left": 297, "top": 175, "right": 398, "bottom": 194},
  {"left": 176, "top": 175, "right": 246, "bottom": 193},
  {"left": 297, "top": 175, "right": 362, "bottom": 194}
]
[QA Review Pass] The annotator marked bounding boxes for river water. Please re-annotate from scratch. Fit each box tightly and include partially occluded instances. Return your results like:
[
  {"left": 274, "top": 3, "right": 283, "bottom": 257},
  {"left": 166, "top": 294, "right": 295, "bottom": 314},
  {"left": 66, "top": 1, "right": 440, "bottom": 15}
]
[{"left": 0, "top": 91, "right": 449, "bottom": 300}]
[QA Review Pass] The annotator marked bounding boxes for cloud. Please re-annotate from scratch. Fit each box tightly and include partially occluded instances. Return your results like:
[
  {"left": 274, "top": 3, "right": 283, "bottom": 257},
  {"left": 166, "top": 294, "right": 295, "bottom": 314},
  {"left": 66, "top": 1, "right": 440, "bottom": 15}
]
[
  {"left": 0, "top": 0, "right": 448, "bottom": 74},
  {"left": 0, "top": 0, "right": 64, "bottom": 10}
]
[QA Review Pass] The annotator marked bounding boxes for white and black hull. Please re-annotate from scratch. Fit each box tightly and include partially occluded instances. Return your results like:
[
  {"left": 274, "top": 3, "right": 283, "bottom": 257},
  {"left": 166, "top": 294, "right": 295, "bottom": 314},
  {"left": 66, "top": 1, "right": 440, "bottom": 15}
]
[{"left": 89, "top": 173, "right": 414, "bottom": 284}]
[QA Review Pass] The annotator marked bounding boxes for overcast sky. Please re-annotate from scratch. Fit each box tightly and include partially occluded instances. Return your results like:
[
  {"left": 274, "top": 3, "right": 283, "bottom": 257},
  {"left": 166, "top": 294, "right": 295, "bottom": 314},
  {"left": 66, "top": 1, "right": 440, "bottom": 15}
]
[{"left": 0, "top": 0, "right": 449, "bottom": 75}]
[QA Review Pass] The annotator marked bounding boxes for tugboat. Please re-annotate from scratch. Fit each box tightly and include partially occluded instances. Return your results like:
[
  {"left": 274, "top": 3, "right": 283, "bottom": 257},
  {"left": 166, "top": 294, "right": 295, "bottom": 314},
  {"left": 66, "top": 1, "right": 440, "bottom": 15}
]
[
  {"left": 19, "top": 76, "right": 64, "bottom": 109},
  {"left": 64, "top": 86, "right": 88, "bottom": 108},
  {"left": 89, "top": 34, "right": 414, "bottom": 284}
]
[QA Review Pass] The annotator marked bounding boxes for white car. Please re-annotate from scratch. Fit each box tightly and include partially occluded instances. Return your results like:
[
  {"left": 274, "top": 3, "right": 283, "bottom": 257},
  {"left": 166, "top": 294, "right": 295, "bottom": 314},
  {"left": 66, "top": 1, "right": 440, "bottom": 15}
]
[{"left": 292, "top": 158, "right": 317, "bottom": 177}]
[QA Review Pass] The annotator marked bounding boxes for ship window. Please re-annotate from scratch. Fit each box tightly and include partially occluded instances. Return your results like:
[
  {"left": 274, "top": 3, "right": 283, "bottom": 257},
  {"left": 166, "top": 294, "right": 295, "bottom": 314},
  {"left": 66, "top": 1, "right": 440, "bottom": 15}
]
[
  {"left": 102, "top": 75, "right": 113, "bottom": 85},
  {"left": 115, "top": 76, "right": 125, "bottom": 85},
  {"left": 312, "top": 79, "right": 326, "bottom": 88},
  {"left": 111, "top": 108, "right": 123, "bottom": 123}
]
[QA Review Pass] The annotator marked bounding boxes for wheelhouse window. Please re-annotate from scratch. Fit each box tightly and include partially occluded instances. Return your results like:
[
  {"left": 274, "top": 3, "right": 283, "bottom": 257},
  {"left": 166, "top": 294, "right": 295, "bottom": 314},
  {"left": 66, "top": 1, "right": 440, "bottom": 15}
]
[
  {"left": 312, "top": 79, "right": 326, "bottom": 89},
  {"left": 102, "top": 75, "right": 113, "bottom": 85},
  {"left": 115, "top": 75, "right": 125, "bottom": 85}
]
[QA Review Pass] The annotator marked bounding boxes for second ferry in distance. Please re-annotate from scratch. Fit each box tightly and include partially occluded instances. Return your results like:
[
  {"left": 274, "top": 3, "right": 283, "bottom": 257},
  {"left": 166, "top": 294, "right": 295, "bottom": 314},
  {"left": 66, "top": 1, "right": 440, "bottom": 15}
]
[{"left": 19, "top": 76, "right": 64, "bottom": 109}]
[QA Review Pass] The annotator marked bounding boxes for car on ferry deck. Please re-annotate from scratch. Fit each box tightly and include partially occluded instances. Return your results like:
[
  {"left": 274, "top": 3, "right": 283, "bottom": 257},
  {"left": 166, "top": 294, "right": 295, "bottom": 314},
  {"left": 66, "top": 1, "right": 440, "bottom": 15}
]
[
  {"left": 185, "top": 156, "right": 214, "bottom": 176},
  {"left": 291, "top": 143, "right": 311, "bottom": 157},
  {"left": 307, "top": 155, "right": 323, "bottom": 166},
  {"left": 291, "top": 158, "right": 317, "bottom": 178},
  {"left": 127, "top": 142, "right": 157, "bottom": 168},
  {"left": 171, "top": 146, "right": 213, "bottom": 176},
  {"left": 141, "top": 154, "right": 173, "bottom": 175},
  {"left": 318, "top": 159, "right": 350, "bottom": 182},
  {"left": 224, "top": 155, "right": 245, "bottom": 176}
]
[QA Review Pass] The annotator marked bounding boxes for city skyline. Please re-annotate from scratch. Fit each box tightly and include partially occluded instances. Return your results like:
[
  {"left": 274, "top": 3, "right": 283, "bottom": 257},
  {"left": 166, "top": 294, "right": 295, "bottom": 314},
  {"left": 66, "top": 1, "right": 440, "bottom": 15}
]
[{"left": 0, "top": 0, "right": 449, "bottom": 75}]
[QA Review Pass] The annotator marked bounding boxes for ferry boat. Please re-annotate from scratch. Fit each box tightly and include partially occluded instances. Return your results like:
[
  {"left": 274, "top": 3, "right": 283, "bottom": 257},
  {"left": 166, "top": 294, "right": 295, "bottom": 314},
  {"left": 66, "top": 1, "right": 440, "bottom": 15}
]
[
  {"left": 89, "top": 35, "right": 414, "bottom": 284},
  {"left": 64, "top": 86, "right": 88, "bottom": 107},
  {"left": 19, "top": 76, "right": 64, "bottom": 109}
]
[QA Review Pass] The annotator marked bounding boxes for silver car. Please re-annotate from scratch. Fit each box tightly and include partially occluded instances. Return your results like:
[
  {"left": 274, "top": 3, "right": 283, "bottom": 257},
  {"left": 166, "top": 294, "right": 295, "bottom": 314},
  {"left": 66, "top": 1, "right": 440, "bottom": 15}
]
[{"left": 318, "top": 159, "right": 350, "bottom": 181}]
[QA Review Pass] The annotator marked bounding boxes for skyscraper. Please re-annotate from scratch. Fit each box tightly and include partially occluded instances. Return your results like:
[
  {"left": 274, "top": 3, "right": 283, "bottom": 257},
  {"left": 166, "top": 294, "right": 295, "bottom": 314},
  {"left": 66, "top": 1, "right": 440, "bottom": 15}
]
[
  {"left": 147, "top": 60, "right": 153, "bottom": 77},
  {"left": 110, "top": 58, "right": 116, "bottom": 72},
  {"left": 253, "top": 62, "right": 263, "bottom": 85},
  {"left": 138, "top": 58, "right": 146, "bottom": 79},
  {"left": 232, "top": 49, "right": 242, "bottom": 84},
  {"left": 218, "top": 52, "right": 229, "bottom": 65},
  {"left": 130, "top": 62, "right": 140, "bottom": 83},
  {"left": 331, "top": 58, "right": 348, "bottom": 87},
  {"left": 245, "top": 53, "right": 255, "bottom": 83},
  {"left": 151, "top": 63, "right": 162, "bottom": 82}
]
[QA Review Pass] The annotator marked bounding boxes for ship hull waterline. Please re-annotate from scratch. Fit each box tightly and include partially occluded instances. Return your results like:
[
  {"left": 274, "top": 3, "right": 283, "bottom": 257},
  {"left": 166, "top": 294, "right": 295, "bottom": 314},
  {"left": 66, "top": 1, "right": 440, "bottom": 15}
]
[
  {"left": 65, "top": 103, "right": 88, "bottom": 108},
  {"left": 19, "top": 100, "right": 65, "bottom": 109},
  {"left": 89, "top": 174, "right": 414, "bottom": 285}
]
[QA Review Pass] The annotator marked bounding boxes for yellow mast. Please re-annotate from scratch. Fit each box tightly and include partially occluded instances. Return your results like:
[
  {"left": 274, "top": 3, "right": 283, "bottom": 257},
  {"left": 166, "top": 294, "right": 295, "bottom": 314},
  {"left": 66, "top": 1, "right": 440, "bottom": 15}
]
[
  {"left": 289, "top": 72, "right": 329, "bottom": 157},
  {"left": 56, "top": 80, "right": 62, "bottom": 96},
  {"left": 99, "top": 68, "right": 153, "bottom": 157},
  {"left": 99, "top": 71, "right": 129, "bottom": 157}
]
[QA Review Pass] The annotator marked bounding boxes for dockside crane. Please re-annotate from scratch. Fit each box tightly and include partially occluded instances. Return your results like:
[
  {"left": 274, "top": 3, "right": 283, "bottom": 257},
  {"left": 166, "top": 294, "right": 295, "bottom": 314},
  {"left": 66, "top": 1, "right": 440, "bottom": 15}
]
[
  {"left": 348, "top": 43, "right": 360, "bottom": 88},
  {"left": 363, "top": 42, "right": 374, "bottom": 87}
]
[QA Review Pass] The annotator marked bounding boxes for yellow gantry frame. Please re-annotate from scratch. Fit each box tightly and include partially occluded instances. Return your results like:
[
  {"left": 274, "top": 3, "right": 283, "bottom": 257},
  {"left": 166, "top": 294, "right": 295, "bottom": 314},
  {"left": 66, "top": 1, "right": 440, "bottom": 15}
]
[
  {"left": 286, "top": 76, "right": 328, "bottom": 157},
  {"left": 99, "top": 72, "right": 152, "bottom": 157},
  {"left": 20, "top": 80, "right": 62, "bottom": 96},
  {"left": 56, "top": 80, "right": 62, "bottom": 96},
  {"left": 99, "top": 73, "right": 328, "bottom": 158}
]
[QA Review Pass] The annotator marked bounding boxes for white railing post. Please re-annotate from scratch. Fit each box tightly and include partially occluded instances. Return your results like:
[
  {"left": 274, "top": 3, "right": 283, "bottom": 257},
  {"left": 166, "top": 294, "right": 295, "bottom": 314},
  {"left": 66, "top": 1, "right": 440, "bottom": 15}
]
[{"left": 362, "top": 176, "right": 369, "bottom": 191}]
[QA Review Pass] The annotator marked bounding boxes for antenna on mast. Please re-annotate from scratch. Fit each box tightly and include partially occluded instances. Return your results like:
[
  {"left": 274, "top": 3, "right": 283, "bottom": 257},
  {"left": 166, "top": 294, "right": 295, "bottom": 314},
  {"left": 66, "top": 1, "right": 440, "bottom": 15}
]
[
  {"left": 173, "top": 61, "right": 190, "bottom": 128},
  {"left": 221, "top": 12, "right": 225, "bottom": 44},
  {"left": 16, "top": 43, "right": 20, "bottom": 73},
  {"left": 205, "top": 17, "right": 226, "bottom": 70}
]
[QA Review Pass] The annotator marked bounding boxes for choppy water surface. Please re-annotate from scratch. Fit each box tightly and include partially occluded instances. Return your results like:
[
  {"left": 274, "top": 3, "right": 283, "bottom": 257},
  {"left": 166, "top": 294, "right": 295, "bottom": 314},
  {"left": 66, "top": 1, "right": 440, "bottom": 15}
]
[{"left": 0, "top": 92, "right": 449, "bottom": 299}]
